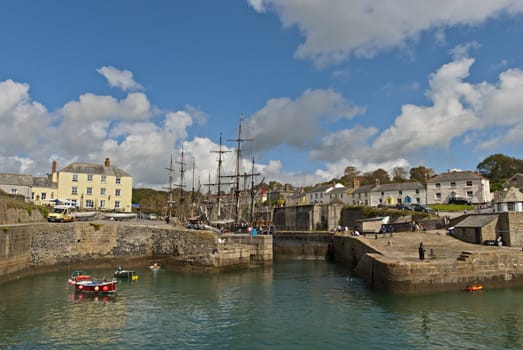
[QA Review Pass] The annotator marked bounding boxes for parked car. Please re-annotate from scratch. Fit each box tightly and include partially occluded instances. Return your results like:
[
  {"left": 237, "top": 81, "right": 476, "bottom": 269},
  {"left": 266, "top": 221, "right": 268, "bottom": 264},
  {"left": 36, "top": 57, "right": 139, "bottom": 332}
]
[
  {"left": 448, "top": 197, "right": 472, "bottom": 205},
  {"left": 410, "top": 204, "right": 436, "bottom": 214},
  {"left": 395, "top": 203, "right": 413, "bottom": 210}
]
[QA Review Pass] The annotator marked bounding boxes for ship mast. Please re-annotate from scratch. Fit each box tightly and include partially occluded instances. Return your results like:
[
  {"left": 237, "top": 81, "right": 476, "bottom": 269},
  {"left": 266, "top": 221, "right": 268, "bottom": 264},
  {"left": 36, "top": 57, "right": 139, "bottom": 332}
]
[
  {"left": 164, "top": 154, "right": 175, "bottom": 220},
  {"left": 176, "top": 146, "right": 186, "bottom": 221},
  {"left": 226, "top": 116, "right": 256, "bottom": 224}
]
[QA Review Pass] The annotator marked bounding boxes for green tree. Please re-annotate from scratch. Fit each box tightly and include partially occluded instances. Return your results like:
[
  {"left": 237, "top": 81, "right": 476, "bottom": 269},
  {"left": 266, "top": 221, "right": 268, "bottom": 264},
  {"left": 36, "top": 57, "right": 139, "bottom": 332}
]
[
  {"left": 392, "top": 166, "right": 409, "bottom": 182},
  {"left": 409, "top": 166, "right": 434, "bottom": 184},
  {"left": 477, "top": 153, "right": 523, "bottom": 190},
  {"left": 341, "top": 166, "right": 360, "bottom": 186}
]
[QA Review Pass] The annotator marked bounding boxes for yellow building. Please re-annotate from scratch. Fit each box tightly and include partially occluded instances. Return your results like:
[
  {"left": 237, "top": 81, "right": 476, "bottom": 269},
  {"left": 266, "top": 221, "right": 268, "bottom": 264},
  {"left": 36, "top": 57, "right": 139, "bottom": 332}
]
[{"left": 32, "top": 158, "right": 133, "bottom": 212}]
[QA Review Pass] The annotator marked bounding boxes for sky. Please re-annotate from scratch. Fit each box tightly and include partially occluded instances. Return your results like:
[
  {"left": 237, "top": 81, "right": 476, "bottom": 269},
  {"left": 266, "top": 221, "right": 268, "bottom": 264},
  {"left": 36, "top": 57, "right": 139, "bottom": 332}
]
[{"left": 1, "top": 1, "right": 523, "bottom": 190}]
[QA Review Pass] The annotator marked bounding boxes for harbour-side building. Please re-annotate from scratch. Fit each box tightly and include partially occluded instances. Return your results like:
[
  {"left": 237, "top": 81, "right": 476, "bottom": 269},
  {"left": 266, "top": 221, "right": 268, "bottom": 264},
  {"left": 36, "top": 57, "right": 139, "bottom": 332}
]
[{"left": 33, "top": 158, "right": 133, "bottom": 212}]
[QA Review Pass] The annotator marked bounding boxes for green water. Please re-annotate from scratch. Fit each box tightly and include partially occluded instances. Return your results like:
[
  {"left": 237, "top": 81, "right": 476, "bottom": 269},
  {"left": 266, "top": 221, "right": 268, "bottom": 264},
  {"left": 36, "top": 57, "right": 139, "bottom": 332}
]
[{"left": 1, "top": 260, "right": 522, "bottom": 349}]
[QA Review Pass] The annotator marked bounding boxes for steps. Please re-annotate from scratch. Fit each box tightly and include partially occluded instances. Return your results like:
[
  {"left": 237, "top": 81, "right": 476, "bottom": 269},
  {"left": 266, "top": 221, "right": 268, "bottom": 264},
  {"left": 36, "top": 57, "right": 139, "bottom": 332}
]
[{"left": 457, "top": 251, "right": 473, "bottom": 261}]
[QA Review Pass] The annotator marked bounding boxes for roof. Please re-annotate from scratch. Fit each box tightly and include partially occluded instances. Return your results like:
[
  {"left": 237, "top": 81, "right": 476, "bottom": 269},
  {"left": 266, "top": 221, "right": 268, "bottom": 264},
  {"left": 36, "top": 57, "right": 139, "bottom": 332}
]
[
  {"left": 307, "top": 183, "right": 344, "bottom": 194},
  {"left": 352, "top": 184, "right": 375, "bottom": 194},
  {"left": 373, "top": 182, "right": 424, "bottom": 192},
  {"left": 427, "top": 170, "right": 485, "bottom": 183},
  {"left": 494, "top": 186, "right": 523, "bottom": 203},
  {"left": 503, "top": 174, "right": 523, "bottom": 190},
  {"left": 59, "top": 162, "right": 130, "bottom": 177},
  {"left": 0, "top": 173, "right": 33, "bottom": 186},
  {"left": 32, "top": 176, "right": 57, "bottom": 189},
  {"left": 454, "top": 214, "right": 498, "bottom": 228}
]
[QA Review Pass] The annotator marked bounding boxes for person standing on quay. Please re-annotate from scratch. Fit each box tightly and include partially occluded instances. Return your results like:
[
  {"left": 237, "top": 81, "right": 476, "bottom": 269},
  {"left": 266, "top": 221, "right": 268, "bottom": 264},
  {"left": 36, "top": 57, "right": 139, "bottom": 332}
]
[{"left": 419, "top": 242, "right": 426, "bottom": 260}]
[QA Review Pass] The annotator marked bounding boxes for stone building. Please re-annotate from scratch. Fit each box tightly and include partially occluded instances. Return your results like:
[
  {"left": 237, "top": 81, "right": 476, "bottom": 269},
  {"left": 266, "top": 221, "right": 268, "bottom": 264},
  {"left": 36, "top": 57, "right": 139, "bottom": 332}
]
[
  {"left": 493, "top": 186, "right": 523, "bottom": 213},
  {"left": 0, "top": 173, "right": 33, "bottom": 201}
]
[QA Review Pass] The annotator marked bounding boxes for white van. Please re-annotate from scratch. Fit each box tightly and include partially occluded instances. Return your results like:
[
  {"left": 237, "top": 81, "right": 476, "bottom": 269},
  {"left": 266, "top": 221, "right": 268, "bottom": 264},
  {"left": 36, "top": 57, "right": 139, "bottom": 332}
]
[{"left": 47, "top": 205, "right": 76, "bottom": 222}]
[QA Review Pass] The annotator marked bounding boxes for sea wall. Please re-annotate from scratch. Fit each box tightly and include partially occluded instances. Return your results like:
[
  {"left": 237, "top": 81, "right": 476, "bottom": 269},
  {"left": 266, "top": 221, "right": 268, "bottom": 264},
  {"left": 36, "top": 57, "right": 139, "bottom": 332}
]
[
  {"left": 333, "top": 234, "right": 523, "bottom": 294},
  {"left": 0, "top": 222, "right": 272, "bottom": 283},
  {"left": 273, "top": 232, "right": 333, "bottom": 259}
]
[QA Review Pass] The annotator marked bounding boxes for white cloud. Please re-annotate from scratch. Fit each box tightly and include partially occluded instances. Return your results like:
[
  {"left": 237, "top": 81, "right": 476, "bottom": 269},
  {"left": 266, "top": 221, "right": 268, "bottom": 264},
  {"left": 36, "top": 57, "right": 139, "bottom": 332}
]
[
  {"left": 244, "top": 89, "right": 365, "bottom": 152},
  {"left": 97, "top": 66, "right": 143, "bottom": 91},
  {"left": 249, "top": 0, "right": 523, "bottom": 66}
]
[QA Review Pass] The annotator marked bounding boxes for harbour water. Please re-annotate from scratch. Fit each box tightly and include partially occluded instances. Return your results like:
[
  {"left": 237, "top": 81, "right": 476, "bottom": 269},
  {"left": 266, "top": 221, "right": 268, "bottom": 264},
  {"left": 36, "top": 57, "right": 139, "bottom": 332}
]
[{"left": 1, "top": 260, "right": 523, "bottom": 350}]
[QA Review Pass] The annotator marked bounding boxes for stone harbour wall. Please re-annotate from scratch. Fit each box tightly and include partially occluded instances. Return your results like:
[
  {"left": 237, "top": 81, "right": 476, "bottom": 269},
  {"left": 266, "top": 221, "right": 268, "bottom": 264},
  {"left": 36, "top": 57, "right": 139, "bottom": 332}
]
[
  {"left": 0, "top": 222, "right": 272, "bottom": 283},
  {"left": 333, "top": 234, "right": 523, "bottom": 295}
]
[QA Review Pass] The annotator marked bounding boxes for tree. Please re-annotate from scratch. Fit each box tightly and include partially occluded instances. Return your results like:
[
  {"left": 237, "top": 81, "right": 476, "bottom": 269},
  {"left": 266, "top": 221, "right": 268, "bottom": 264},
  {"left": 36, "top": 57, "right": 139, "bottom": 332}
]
[
  {"left": 409, "top": 166, "right": 435, "bottom": 184},
  {"left": 341, "top": 166, "right": 361, "bottom": 186},
  {"left": 477, "top": 154, "right": 523, "bottom": 182},
  {"left": 392, "top": 167, "right": 409, "bottom": 182},
  {"left": 477, "top": 154, "right": 523, "bottom": 190},
  {"left": 361, "top": 168, "right": 390, "bottom": 185}
]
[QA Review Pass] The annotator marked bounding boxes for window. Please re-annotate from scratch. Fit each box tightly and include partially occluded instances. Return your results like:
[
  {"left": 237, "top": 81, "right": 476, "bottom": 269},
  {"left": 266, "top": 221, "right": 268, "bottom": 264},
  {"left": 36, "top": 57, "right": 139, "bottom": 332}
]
[
  {"left": 381, "top": 191, "right": 385, "bottom": 195},
  {"left": 398, "top": 190, "right": 403, "bottom": 195},
  {"left": 87, "top": 175, "right": 93, "bottom": 182},
  {"left": 101, "top": 175, "right": 107, "bottom": 184},
  {"left": 115, "top": 201, "right": 120, "bottom": 209},
  {"left": 100, "top": 188, "right": 106, "bottom": 196},
  {"left": 41, "top": 192, "right": 47, "bottom": 200},
  {"left": 10, "top": 188, "right": 17, "bottom": 195},
  {"left": 72, "top": 174, "right": 79, "bottom": 182},
  {"left": 72, "top": 186, "right": 78, "bottom": 195},
  {"left": 435, "top": 193, "right": 441, "bottom": 200},
  {"left": 100, "top": 200, "right": 105, "bottom": 209},
  {"left": 87, "top": 187, "right": 93, "bottom": 195},
  {"left": 116, "top": 177, "right": 121, "bottom": 184},
  {"left": 450, "top": 182, "right": 456, "bottom": 188},
  {"left": 466, "top": 181, "right": 472, "bottom": 186},
  {"left": 85, "top": 200, "right": 94, "bottom": 208},
  {"left": 466, "top": 191, "right": 473, "bottom": 198},
  {"left": 415, "top": 189, "right": 420, "bottom": 194},
  {"left": 435, "top": 183, "right": 441, "bottom": 189},
  {"left": 508, "top": 203, "right": 515, "bottom": 211}
]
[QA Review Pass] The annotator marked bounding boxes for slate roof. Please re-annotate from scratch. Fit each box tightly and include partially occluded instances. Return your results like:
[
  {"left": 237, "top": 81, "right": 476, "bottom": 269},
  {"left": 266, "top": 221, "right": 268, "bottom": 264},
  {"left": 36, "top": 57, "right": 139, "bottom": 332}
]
[
  {"left": 59, "top": 162, "right": 130, "bottom": 177},
  {"left": 494, "top": 186, "right": 523, "bottom": 203},
  {"left": 32, "top": 176, "right": 56, "bottom": 188},
  {"left": 427, "top": 170, "right": 484, "bottom": 183},
  {"left": 373, "top": 182, "right": 424, "bottom": 191},
  {"left": 0, "top": 173, "right": 33, "bottom": 186},
  {"left": 454, "top": 214, "right": 498, "bottom": 228},
  {"left": 504, "top": 174, "right": 523, "bottom": 190},
  {"left": 352, "top": 184, "right": 375, "bottom": 194}
]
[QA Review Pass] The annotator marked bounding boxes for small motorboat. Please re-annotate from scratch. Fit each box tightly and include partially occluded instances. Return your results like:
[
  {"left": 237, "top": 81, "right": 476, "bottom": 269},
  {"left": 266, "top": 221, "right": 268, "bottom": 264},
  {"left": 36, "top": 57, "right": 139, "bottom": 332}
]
[
  {"left": 68, "top": 270, "right": 117, "bottom": 294},
  {"left": 68, "top": 270, "right": 91, "bottom": 285},
  {"left": 114, "top": 267, "right": 139, "bottom": 281},
  {"left": 465, "top": 283, "right": 484, "bottom": 292},
  {"left": 149, "top": 263, "right": 160, "bottom": 271}
]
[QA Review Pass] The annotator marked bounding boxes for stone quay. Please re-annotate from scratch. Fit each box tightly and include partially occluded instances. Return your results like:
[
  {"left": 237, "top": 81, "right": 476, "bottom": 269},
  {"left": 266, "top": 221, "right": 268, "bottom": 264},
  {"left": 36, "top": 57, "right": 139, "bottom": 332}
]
[
  {"left": 333, "top": 230, "right": 523, "bottom": 295},
  {"left": 0, "top": 221, "right": 272, "bottom": 284}
]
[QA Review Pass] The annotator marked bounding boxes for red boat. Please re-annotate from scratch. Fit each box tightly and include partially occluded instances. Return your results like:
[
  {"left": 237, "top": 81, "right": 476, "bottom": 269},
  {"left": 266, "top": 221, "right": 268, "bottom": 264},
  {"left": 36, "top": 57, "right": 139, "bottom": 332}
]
[
  {"left": 68, "top": 270, "right": 117, "bottom": 294},
  {"left": 465, "top": 283, "right": 484, "bottom": 292}
]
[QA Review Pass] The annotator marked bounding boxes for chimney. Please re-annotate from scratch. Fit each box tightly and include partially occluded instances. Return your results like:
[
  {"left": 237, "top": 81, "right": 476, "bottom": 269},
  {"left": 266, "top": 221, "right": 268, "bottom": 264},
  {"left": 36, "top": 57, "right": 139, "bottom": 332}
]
[
  {"left": 52, "top": 160, "right": 57, "bottom": 173},
  {"left": 353, "top": 178, "right": 360, "bottom": 189},
  {"left": 375, "top": 178, "right": 380, "bottom": 186},
  {"left": 104, "top": 158, "right": 110, "bottom": 167},
  {"left": 51, "top": 160, "right": 58, "bottom": 184}
]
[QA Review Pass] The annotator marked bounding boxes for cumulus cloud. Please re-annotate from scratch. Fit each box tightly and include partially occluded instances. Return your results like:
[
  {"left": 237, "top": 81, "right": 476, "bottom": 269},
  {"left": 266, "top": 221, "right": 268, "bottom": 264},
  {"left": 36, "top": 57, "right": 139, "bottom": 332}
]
[
  {"left": 97, "top": 66, "right": 143, "bottom": 91},
  {"left": 248, "top": 0, "right": 523, "bottom": 66},
  {"left": 243, "top": 89, "right": 365, "bottom": 152}
]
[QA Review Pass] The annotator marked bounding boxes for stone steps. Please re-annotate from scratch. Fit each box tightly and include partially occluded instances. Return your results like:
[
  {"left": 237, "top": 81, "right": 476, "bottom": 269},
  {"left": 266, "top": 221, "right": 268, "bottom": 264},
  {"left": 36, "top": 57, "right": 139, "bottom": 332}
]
[{"left": 457, "top": 251, "right": 474, "bottom": 261}]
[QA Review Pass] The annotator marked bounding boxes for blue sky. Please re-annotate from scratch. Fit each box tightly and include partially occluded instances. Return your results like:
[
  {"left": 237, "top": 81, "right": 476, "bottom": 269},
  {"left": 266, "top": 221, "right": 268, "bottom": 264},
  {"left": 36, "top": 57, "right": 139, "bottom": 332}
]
[{"left": 1, "top": 1, "right": 523, "bottom": 189}]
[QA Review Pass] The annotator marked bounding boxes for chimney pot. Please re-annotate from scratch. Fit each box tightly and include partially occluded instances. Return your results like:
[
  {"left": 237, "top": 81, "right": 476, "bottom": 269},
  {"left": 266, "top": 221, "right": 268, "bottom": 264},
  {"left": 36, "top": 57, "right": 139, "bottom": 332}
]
[{"left": 104, "top": 158, "right": 110, "bottom": 167}]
